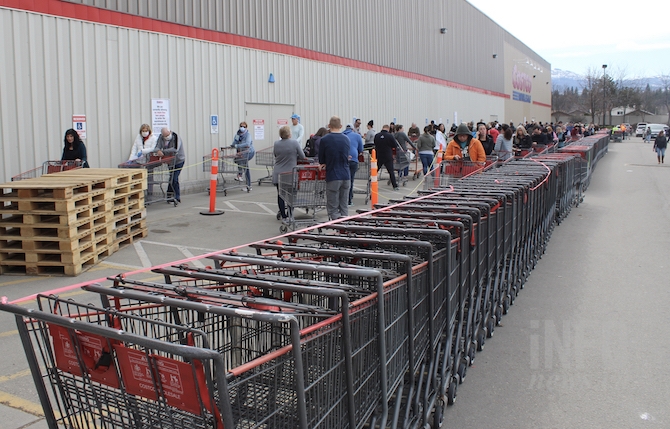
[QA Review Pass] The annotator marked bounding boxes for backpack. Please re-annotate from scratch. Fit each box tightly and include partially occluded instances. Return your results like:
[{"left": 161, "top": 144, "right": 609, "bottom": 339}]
[{"left": 304, "top": 137, "right": 316, "bottom": 157}]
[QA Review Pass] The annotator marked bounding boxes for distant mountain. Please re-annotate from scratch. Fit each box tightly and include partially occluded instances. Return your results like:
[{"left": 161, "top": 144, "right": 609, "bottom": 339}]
[{"left": 551, "top": 69, "right": 665, "bottom": 91}]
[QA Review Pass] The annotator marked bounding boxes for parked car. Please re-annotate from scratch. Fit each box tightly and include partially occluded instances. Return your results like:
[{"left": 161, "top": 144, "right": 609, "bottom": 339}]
[
  {"left": 635, "top": 123, "right": 647, "bottom": 137},
  {"left": 645, "top": 124, "right": 669, "bottom": 139}
]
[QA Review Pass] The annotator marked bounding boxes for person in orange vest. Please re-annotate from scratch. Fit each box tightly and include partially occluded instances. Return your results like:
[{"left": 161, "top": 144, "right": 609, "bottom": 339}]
[{"left": 444, "top": 123, "right": 486, "bottom": 163}]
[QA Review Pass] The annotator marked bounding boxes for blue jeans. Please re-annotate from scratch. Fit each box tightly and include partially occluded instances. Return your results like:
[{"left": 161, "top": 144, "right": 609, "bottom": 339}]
[
  {"left": 419, "top": 153, "right": 433, "bottom": 176},
  {"left": 168, "top": 161, "right": 184, "bottom": 201},
  {"left": 348, "top": 161, "right": 358, "bottom": 204}
]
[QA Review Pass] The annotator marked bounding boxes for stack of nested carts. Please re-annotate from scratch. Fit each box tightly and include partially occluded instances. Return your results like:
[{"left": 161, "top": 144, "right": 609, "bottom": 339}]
[{"left": 0, "top": 169, "right": 148, "bottom": 275}]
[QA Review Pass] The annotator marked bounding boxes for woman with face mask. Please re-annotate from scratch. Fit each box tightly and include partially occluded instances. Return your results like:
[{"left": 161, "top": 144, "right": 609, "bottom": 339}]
[
  {"left": 231, "top": 121, "right": 255, "bottom": 190},
  {"left": 128, "top": 124, "right": 157, "bottom": 164}
]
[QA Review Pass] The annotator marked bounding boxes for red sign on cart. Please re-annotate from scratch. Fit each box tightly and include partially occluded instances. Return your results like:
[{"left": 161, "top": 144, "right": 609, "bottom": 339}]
[
  {"left": 49, "top": 324, "right": 120, "bottom": 388},
  {"left": 115, "top": 345, "right": 212, "bottom": 416}
]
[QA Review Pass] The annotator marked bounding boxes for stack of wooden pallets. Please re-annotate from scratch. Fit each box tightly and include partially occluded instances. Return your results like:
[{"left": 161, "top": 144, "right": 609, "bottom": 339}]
[{"left": 0, "top": 169, "right": 147, "bottom": 275}]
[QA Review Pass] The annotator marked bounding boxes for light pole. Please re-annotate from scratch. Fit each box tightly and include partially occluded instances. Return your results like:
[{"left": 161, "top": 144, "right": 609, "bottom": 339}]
[{"left": 602, "top": 64, "right": 608, "bottom": 127}]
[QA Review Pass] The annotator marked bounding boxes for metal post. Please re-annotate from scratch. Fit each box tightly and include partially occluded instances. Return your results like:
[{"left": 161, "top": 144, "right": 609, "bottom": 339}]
[{"left": 602, "top": 64, "right": 608, "bottom": 127}]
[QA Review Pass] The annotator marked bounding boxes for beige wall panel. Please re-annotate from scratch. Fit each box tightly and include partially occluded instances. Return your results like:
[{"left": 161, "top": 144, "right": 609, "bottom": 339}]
[
  {"left": 61, "top": 0, "right": 550, "bottom": 97},
  {"left": 2, "top": 7, "right": 509, "bottom": 186}
]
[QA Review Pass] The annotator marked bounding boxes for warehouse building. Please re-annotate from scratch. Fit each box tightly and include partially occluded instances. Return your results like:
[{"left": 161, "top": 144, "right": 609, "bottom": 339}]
[{"left": 0, "top": 0, "right": 551, "bottom": 188}]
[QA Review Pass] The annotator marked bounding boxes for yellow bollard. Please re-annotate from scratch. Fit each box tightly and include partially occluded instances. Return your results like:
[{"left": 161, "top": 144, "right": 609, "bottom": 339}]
[{"left": 370, "top": 149, "right": 378, "bottom": 207}]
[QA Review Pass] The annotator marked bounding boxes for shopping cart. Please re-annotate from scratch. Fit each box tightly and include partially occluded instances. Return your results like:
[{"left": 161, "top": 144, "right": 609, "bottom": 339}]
[
  {"left": 203, "top": 147, "right": 250, "bottom": 196},
  {"left": 352, "top": 151, "right": 371, "bottom": 204},
  {"left": 425, "top": 159, "right": 496, "bottom": 189},
  {"left": 119, "top": 153, "right": 177, "bottom": 206},
  {"left": 255, "top": 147, "right": 275, "bottom": 186},
  {"left": 391, "top": 146, "right": 411, "bottom": 187},
  {"left": 277, "top": 165, "right": 327, "bottom": 232},
  {"left": 11, "top": 160, "right": 82, "bottom": 181}
]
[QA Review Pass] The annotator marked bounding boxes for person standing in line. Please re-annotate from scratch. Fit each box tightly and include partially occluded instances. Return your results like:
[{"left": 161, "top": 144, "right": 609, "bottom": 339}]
[
  {"left": 374, "top": 125, "right": 399, "bottom": 191},
  {"left": 416, "top": 125, "right": 436, "bottom": 177},
  {"left": 273, "top": 125, "right": 306, "bottom": 223},
  {"left": 476, "top": 122, "right": 495, "bottom": 155},
  {"left": 435, "top": 123, "right": 448, "bottom": 154},
  {"left": 394, "top": 124, "right": 417, "bottom": 179},
  {"left": 444, "top": 123, "right": 486, "bottom": 163},
  {"left": 488, "top": 122, "right": 499, "bottom": 144},
  {"left": 494, "top": 124, "right": 514, "bottom": 161},
  {"left": 290, "top": 114, "right": 305, "bottom": 147},
  {"left": 319, "top": 116, "right": 351, "bottom": 220},
  {"left": 407, "top": 123, "right": 421, "bottom": 141},
  {"left": 364, "top": 120, "right": 376, "bottom": 152},
  {"left": 155, "top": 127, "right": 186, "bottom": 204},
  {"left": 230, "top": 122, "right": 255, "bottom": 190},
  {"left": 343, "top": 124, "right": 364, "bottom": 206},
  {"left": 514, "top": 125, "right": 533, "bottom": 149},
  {"left": 128, "top": 123, "right": 157, "bottom": 164},
  {"left": 353, "top": 118, "right": 362, "bottom": 136},
  {"left": 653, "top": 130, "right": 667, "bottom": 164},
  {"left": 61, "top": 129, "right": 90, "bottom": 168}
]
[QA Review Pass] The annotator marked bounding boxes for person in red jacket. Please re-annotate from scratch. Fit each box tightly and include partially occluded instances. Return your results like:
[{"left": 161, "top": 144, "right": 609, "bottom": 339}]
[{"left": 444, "top": 123, "right": 486, "bottom": 163}]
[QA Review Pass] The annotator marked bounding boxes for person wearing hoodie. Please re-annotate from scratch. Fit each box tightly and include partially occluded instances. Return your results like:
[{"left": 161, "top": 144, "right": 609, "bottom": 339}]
[
  {"left": 230, "top": 121, "right": 255, "bottom": 190},
  {"left": 343, "top": 124, "right": 364, "bottom": 205},
  {"left": 290, "top": 114, "right": 305, "bottom": 147},
  {"left": 444, "top": 123, "right": 486, "bottom": 163}
]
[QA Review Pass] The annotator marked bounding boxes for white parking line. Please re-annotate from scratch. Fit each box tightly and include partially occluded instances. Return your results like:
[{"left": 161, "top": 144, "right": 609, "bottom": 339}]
[
  {"left": 224, "top": 201, "right": 239, "bottom": 210},
  {"left": 255, "top": 202, "right": 277, "bottom": 215},
  {"left": 178, "top": 246, "right": 206, "bottom": 268},
  {"left": 133, "top": 242, "right": 152, "bottom": 268},
  {"left": 139, "top": 240, "right": 219, "bottom": 253}
]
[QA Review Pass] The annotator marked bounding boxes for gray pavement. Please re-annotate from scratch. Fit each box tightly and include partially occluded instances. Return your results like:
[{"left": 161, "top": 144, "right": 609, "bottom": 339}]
[
  {"left": 445, "top": 138, "right": 670, "bottom": 428},
  {"left": 1, "top": 138, "right": 668, "bottom": 428}
]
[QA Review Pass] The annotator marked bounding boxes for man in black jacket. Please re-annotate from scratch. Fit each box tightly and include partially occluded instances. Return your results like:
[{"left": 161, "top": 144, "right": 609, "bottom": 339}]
[
  {"left": 531, "top": 125, "right": 548, "bottom": 146},
  {"left": 374, "top": 125, "right": 399, "bottom": 190}
]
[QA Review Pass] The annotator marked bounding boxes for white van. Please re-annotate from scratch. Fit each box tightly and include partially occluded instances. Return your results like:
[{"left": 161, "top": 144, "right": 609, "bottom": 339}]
[{"left": 635, "top": 123, "right": 647, "bottom": 137}]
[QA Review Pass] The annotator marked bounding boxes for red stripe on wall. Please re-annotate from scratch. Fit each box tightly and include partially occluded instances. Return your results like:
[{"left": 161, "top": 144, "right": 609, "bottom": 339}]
[
  {"left": 2, "top": 0, "right": 513, "bottom": 99},
  {"left": 533, "top": 101, "right": 552, "bottom": 108}
]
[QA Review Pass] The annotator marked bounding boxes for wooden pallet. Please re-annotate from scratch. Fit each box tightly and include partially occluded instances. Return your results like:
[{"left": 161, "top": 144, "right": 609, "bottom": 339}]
[{"left": 0, "top": 168, "right": 148, "bottom": 276}]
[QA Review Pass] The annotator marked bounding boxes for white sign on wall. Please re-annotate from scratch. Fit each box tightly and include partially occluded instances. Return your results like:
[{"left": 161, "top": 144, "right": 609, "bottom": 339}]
[
  {"left": 72, "top": 114, "right": 86, "bottom": 140},
  {"left": 253, "top": 119, "right": 265, "bottom": 140},
  {"left": 151, "top": 99, "right": 170, "bottom": 135}
]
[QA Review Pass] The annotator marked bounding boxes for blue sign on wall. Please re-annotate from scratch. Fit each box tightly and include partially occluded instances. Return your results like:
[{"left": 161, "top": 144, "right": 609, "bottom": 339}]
[{"left": 513, "top": 91, "right": 531, "bottom": 103}]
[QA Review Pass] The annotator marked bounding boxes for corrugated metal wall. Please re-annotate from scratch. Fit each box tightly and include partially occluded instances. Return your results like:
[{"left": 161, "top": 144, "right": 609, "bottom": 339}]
[
  {"left": 0, "top": 4, "right": 548, "bottom": 185},
  {"left": 61, "top": 0, "right": 549, "bottom": 95}
]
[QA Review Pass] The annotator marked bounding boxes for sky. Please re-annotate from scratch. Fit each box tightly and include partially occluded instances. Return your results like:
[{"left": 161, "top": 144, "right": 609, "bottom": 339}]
[{"left": 467, "top": 0, "right": 670, "bottom": 78}]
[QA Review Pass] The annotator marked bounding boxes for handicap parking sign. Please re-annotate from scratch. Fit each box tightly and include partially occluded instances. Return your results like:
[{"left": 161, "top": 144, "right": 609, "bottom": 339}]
[{"left": 211, "top": 115, "right": 218, "bottom": 134}]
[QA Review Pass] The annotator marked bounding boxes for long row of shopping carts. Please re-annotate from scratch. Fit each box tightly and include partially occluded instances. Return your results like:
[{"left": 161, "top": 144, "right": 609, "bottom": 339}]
[{"left": 0, "top": 134, "right": 609, "bottom": 428}]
